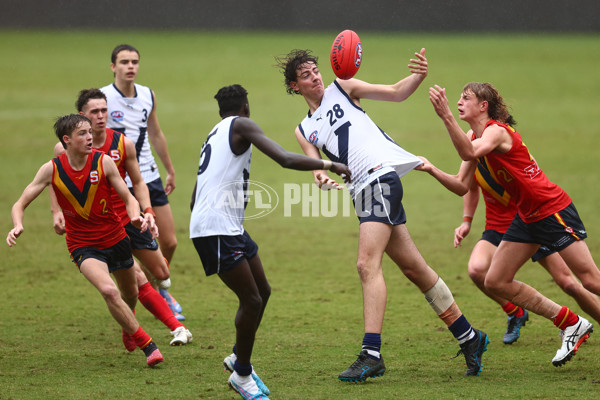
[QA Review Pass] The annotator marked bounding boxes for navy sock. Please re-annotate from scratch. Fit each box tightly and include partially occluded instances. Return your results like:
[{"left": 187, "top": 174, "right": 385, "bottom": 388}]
[
  {"left": 448, "top": 315, "right": 475, "bottom": 345},
  {"left": 232, "top": 344, "right": 237, "bottom": 355},
  {"left": 233, "top": 359, "right": 252, "bottom": 376},
  {"left": 362, "top": 333, "right": 381, "bottom": 360}
]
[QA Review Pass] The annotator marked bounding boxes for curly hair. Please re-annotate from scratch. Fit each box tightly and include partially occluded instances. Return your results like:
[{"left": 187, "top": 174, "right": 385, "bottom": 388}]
[
  {"left": 275, "top": 49, "right": 319, "bottom": 95},
  {"left": 214, "top": 84, "right": 248, "bottom": 116}
]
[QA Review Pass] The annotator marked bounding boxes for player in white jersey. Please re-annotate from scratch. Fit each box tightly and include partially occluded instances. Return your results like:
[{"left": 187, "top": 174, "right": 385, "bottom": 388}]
[
  {"left": 101, "top": 44, "right": 183, "bottom": 320},
  {"left": 277, "top": 49, "right": 488, "bottom": 380},
  {"left": 190, "top": 84, "right": 349, "bottom": 400}
]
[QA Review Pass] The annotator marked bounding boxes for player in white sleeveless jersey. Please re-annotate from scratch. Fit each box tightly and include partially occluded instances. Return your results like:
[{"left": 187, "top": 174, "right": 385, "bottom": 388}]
[
  {"left": 297, "top": 79, "right": 422, "bottom": 199},
  {"left": 101, "top": 44, "right": 183, "bottom": 320},
  {"left": 101, "top": 82, "right": 158, "bottom": 186},
  {"left": 190, "top": 85, "right": 349, "bottom": 399},
  {"left": 277, "top": 49, "right": 488, "bottom": 380}
]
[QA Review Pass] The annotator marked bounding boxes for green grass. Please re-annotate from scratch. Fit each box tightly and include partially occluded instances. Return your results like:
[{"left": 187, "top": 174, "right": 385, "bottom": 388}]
[{"left": 1, "top": 30, "right": 599, "bottom": 399}]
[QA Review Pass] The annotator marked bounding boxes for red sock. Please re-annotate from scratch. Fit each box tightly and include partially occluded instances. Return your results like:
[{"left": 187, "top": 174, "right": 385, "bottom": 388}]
[
  {"left": 553, "top": 306, "right": 579, "bottom": 330},
  {"left": 131, "top": 326, "right": 153, "bottom": 350},
  {"left": 502, "top": 302, "right": 524, "bottom": 317},
  {"left": 138, "top": 282, "right": 183, "bottom": 331}
]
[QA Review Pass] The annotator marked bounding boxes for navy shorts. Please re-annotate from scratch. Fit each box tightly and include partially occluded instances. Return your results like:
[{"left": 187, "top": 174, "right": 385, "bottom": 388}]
[
  {"left": 480, "top": 229, "right": 555, "bottom": 262},
  {"left": 192, "top": 230, "right": 259, "bottom": 276},
  {"left": 130, "top": 177, "right": 169, "bottom": 207},
  {"left": 71, "top": 237, "right": 134, "bottom": 273},
  {"left": 125, "top": 221, "right": 159, "bottom": 251},
  {"left": 502, "top": 203, "right": 587, "bottom": 252},
  {"left": 353, "top": 172, "right": 406, "bottom": 225}
]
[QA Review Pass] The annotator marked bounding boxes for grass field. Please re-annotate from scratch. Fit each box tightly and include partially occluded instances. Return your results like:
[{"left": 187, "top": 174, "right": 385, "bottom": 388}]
[{"left": 1, "top": 30, "right": 599, "bottom": 399}]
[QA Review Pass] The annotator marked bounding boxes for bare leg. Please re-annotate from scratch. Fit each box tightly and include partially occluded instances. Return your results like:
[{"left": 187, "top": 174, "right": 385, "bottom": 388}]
[
  {"left": 468, "top": 240, "right": 512, "bottom": 307},
  {"left": 218, "top": 255, "right": 270, "bottom": 366},
  {"left": 384, "top": 224, "right": 462, "bottom": 326},
  {"left": 485, "top": 241, "right": 561, "bottom": 320},
  {"left": 540, "top": 252, "right": 600, "bottom": 324},
  {"left": 356, "top": 222, "right": 391, "bottom": 334},
  {"left": 80, "top": 259, "right": 139, "bottom": 334},
  {"left": 558, "top": 241, "right": 600, "bottom": 295},
  {"left": 153, "top": 203, "right": 177, "bottom": 263},
  {"left": 132, "top": 247, "right": 170, "bottom": 281}
]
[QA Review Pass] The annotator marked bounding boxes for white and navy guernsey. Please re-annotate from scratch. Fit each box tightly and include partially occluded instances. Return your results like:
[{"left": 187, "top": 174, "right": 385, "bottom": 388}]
[
  {"left": 101, "top": 83, "right": 158, "bottom": 187},
  {"left": 297, "top": 80, "right": 422, "bottom": 198},
  {"left": 190, "top": 116, "right": 252, "bottom": 238}
]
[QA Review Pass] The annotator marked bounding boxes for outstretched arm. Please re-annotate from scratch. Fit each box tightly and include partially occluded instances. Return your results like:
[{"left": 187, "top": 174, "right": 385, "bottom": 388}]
[
  {"left": 429, "top": 85, "right": 511, "bottom": 160},
  {"left": 339, "top": 48, "right": 427, "bottom": 104},
  {"left": 8, "top": 162, "right": 53, "bottom": 246},
  {"left": 428, "top": 85, "right": 476, "bottom": 160},
  {"left": 235, "top": 117, "right": 351, "bottom": 182},
  {"left": 415, "top": 156, "right": 476, "bottom": 196}
]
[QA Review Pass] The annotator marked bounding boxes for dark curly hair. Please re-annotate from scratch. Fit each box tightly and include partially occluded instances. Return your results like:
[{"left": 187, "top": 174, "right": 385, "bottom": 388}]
[
  {"left": 214, "top": 84, "right": 248, "bottom": 117},
  {"left": 275, "top": 49, "right": 319, "bottom": 95}
]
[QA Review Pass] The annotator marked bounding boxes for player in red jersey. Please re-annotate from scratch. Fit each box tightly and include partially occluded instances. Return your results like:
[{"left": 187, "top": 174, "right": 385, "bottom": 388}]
[
  {"left": 50, "top": 89, "right": 192, "bottom": 347},
  {"left": 416, "top": 154, "right": 600, "bottom": 344},
  {"left": 428, "top": 81, "right": 598, "bottom": 366},
  {"left": 7, "top": 114, "right": 163, "bottom": 367}
]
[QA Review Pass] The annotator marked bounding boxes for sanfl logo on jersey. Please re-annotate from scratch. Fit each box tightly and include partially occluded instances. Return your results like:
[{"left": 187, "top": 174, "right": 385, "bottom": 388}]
[
  {"left": 309, "top": 130, "right": 318, "bottom": 144},
  {"left": 110, "top": 110, "right": 124, "bottom": 123}
]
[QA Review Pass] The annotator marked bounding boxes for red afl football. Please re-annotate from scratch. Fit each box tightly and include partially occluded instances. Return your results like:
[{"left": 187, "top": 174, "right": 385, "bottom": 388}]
[{"left": 330, "top": 30, "right": 362, "bottom": 80}]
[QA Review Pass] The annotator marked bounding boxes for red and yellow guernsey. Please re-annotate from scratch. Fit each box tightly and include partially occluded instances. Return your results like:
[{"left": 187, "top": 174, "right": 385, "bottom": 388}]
[
  {"left": 475, "top": 120, "right": 571, "bottom": 224},
  {"left": 471, "top": 130, "right": 516, "bottom": 231},
  {"left": 95, "top": 129, "right": 130, "bottom": 225},
  {"left": 52, "top": 149, "right": 126, "bottom": 252}
]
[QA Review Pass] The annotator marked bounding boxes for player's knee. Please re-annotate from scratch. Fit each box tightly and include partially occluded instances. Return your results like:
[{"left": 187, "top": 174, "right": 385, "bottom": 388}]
[
  {"left": 161, "top": 235, "right": 178, "bottom": 252},
  {"left": 555, "top": 276, "right": 580, "bottom": 297},
  {"left": 260, "top": 284, "right": 271, "bottom": 305},
  {"left": 580, "top": 277, "right": 600, "bottom": 296},
  {"left": 241, "top": 293, "right": 264, "bottom": 317},
  {"left": 467, "top": 262, "right": 487, "bottom": 286},
  {"left": 152, "top": 264, "right": 170, "bottom": 281},
  {"left": 356, "top": 258, "right": 383, "bottom": 282},
  {"left": 483, "top": 276, "right": 504, "bottom": 295},
  {"left": 99, "top": 285, "right": 123, "bottom": 304}
]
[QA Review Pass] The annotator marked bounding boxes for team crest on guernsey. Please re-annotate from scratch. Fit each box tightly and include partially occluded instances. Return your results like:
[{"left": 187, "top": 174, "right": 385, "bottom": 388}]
[
  {"left": 309, "top": 130, "right": 318, "bottom": 144},
  {"left": 110, "top": 110, "right": 124, "bottom": 123}
]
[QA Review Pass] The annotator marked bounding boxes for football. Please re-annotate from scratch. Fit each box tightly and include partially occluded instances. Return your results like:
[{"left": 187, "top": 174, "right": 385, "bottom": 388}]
[{"left": 330, "top": 29, "right": 362, "bottom": 80}]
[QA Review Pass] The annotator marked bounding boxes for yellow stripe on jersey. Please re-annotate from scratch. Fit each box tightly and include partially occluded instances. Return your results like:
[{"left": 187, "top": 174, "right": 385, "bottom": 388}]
[
  {"left": 475, "top": 156, "right": 511, "bottom": 206},
  {"left": 52, "top": 153, "right": 104, "bottom": 220}
]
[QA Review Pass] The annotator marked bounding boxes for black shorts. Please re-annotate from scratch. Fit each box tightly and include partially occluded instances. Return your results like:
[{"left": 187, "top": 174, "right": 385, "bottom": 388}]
[
  {"left": 192, "top": 231, "right": 259, "bottom": 276},
  {"left": 71, "top": 237, "right": 134, "bottom": 273},
  {"left": 480, "top": 229, "right": 555, "bottom": 262},
  {"left": 125, "top": 221, "right": 159, "bottom": 251},
  {"left": 130, "top": 177, "right": 169, "bottom": 207},
  {"left": 502, "top": 203, "right": 587, "bottom": 252},
  {"left": 353, "top": 172, "right": 406, "bottom": 225}
]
